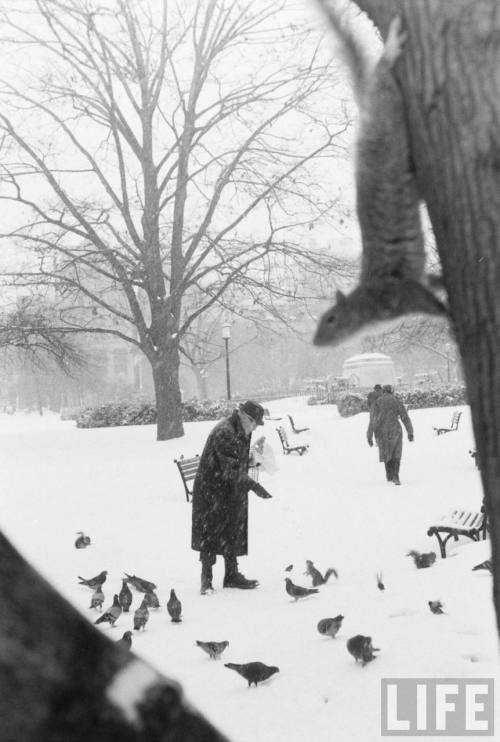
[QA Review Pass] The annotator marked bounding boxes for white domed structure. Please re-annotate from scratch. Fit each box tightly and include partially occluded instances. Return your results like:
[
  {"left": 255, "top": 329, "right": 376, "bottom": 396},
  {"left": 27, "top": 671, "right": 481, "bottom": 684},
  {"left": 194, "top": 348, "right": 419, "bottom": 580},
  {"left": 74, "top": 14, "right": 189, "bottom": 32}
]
[{"left": 341, "top": 353, "right": 396, "bottom": 388}]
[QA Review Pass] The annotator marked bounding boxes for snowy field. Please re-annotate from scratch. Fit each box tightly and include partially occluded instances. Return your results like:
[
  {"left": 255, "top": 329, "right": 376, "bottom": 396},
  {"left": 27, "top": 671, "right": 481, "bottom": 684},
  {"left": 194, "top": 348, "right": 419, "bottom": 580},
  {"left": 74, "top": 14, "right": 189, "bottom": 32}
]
[{"left": 1, "top": 398, "right": 499, "bottom": 742}]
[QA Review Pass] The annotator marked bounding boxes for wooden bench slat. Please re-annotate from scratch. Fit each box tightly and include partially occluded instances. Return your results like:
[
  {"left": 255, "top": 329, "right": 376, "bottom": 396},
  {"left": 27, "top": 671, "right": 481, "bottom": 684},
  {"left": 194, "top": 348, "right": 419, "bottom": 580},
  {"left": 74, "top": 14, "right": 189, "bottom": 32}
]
[
  {"left": 174, "top": 455, "right": 259, "bottom": 502},
  {"left": 433, "top": 410, "right": 462, "bottom": 435},
  {"left": 428, "top": 505, "right": 488, "bottom": 558},
  {"left": 276, "top": 426, "right": 309, "bottom": 456}
]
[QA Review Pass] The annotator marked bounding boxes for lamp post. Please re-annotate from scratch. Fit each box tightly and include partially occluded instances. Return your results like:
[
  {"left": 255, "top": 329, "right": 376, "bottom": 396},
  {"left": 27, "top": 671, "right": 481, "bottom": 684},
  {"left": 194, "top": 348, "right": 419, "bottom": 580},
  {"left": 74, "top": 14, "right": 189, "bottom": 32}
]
[{"left": 221, "top": 322, "right": 232, "bottom": 400}]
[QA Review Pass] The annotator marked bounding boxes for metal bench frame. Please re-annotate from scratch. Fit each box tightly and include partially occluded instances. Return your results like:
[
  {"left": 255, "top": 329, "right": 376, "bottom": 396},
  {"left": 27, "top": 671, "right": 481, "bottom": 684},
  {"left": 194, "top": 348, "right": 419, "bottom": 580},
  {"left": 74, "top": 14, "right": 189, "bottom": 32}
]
[
  {"left": 276, "top": 426, "right": 309, "bottom": 456},
  {"left": 174, "top": 455, "right": 259, "bottom": 502},
  {"left": 174, "top": 455, "right": 200, "bottom": 502},
  {"left": 433, "top": 410, "right": 462, "bottom": 435},
  {"left": 427, "top": 506, "right": 488, "bottom": 558},
  {"left": 287, "top": 414, "right": 310, "bottom": 434}
]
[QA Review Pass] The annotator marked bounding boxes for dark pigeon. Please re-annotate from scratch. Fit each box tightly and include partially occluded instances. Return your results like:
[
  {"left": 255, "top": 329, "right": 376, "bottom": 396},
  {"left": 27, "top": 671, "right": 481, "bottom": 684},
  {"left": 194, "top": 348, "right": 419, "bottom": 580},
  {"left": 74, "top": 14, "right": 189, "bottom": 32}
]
[
  {"left": 224, "top": 661, "right": 279, "bottom": 687},
  {"left": 196, "top": 640, "right": 229, "bottom": 660},
  {"left": 317, "top": 615, "right": 344, "bottom": 638},
  {"left": 285, "top": 577, "right": 319, "bottom": 602},
  {"left": 94, "top": 594, "right": 121, "bottom": 627},
  {"left": 167, "top": 589, "right": 182, "bottom": 622},
  {"left": 346, "top": 635, "right": 380, "bottom": 666},
  {"left": 118, "top": 579, "right": 133, "bottom": 612},
  {"left": 78, "top": 570, "right": 108, "bottom": 590},
  {"left": 115, "top": 631, "right": 133, "bottom": 650},
  {"left": 124, "top": 573, "right": 157, "bottom": 593}
]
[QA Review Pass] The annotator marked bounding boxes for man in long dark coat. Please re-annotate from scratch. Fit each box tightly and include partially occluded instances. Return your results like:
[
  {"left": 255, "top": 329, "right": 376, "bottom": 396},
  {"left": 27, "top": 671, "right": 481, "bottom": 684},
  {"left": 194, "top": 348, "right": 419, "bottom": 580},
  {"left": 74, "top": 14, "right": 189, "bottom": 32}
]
[
  {"left": 366, "top": 385, "right": 414, "bottom": 485},
  {"left": 191, "top": 400, "right": 272, "bottom": 594},
  {"left": 367, "top": 384, "right": 382, "bottom": 409}
]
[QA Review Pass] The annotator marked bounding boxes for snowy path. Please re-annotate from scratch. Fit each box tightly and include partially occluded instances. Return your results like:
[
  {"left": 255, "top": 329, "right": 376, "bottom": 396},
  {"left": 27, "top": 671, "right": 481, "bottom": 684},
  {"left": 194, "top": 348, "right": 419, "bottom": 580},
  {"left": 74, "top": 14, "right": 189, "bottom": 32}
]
[{"left": 1, "top": 400, "right": 498, "bottom": 741}]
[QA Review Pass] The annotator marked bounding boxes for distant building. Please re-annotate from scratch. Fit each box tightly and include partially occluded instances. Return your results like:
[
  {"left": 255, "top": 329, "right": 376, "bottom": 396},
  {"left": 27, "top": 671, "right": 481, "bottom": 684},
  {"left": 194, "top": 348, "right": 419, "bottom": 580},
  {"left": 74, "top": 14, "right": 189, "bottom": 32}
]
[{"left": 341, "top": 353, "right": 396, "bottom": 389}]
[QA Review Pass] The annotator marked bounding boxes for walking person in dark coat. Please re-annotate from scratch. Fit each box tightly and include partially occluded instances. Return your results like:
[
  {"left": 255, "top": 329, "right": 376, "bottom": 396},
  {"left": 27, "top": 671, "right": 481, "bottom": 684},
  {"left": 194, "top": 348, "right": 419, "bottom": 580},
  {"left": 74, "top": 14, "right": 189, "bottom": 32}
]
[
  {"left": 367, "top": 384, "right": 382, "bottom": 409},
  {"left": 366, "top": 385, "right": 413, "bottom": 485},
  {"left": 191, "top": 400, "right": 273, "bottom": 594}
]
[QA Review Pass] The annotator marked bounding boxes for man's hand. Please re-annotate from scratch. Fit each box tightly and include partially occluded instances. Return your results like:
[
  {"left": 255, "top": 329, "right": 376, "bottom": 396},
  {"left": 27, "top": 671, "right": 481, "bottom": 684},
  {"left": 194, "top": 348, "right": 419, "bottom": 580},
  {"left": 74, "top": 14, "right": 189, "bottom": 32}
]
[
  {"left": 367, "top": 437, "right": 373, "bottom": 447},
  {"left": 408, "top": 433, "right": 414, "bottom": 442},
  {"left": 253, "top": 483, "right": 272, "bottom": 499}
]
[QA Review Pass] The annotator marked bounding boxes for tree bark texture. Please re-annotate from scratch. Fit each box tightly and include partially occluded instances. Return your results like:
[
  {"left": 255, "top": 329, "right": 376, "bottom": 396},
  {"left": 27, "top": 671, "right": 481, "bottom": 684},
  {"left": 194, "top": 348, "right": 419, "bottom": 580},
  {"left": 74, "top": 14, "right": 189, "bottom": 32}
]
[
  {"left": 352, "top": 0, "right": 500, "bottom": 637},
  {"left": 152, "top": 348, "right": 184, "bottom": 441}
]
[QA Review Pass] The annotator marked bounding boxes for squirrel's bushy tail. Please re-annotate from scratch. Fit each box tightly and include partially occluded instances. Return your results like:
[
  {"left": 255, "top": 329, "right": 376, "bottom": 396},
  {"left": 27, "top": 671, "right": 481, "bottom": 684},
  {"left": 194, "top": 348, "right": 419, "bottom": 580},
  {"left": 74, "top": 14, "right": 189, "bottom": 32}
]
[
  {"left": 324, "top": 568, "right": 338, "bottom": 582},
  {"left": 315, "top": 0, "right": 373, "bottom": 101}
]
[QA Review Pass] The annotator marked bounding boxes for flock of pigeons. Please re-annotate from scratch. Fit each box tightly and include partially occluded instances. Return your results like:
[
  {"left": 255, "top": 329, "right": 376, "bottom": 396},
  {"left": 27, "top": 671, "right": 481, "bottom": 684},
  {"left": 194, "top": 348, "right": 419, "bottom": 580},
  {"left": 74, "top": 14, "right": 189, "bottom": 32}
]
[{"left": 74, "top": 530, "right": 493, "bottom": 686}]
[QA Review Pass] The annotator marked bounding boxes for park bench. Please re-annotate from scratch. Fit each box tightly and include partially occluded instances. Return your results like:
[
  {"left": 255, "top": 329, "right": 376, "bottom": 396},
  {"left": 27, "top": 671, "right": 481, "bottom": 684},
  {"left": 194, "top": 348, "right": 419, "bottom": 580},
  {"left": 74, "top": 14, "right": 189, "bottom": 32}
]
[
  {"left": 433, "top": 410, "right": 462, "bottom": 435},
  {"left": 276, "top": 426, "right": 309, "bottom": 456},
  {"left": 427, "top": 505, "right": 488, "bottom": 558},
  {"left": 264, "top": 408, "right": 282, "bottom": 421},
  {"left": 174, "top": 455, "right": 260, "bottom": 502},
  {"left": 174, "top": 455, "right": 200, "bottom": 502},
  {"left": 287, "top": 414, "right": 310, "bottom": 434}
]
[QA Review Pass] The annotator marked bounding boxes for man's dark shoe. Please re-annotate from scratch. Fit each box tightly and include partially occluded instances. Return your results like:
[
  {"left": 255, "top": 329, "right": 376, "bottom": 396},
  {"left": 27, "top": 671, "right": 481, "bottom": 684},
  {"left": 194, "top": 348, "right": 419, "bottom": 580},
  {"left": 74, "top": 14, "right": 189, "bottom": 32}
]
[
  {"left": 223, "top": 572, "right": 259, "bottom": 589},
  {"left": 393, "top": 477, "right": 401, "bottom": 486},
  {"left": 200, "top": 578, "right": 214, "bottom": 595}
]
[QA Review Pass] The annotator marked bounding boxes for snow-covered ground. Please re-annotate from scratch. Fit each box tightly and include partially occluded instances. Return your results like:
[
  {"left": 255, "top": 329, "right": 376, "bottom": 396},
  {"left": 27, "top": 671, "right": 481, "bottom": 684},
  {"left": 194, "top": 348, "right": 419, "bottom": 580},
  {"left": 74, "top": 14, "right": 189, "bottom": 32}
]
[{"left": 1, "top": 399, "right": 498, "bottom": 741}]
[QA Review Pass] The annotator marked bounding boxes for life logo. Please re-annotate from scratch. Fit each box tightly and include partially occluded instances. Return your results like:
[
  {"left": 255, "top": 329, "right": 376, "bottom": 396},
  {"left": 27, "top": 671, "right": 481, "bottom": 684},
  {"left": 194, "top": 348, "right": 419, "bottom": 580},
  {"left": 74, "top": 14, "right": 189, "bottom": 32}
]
[{"left": 381, "top": 679, "right": 494, "bottom": 736}]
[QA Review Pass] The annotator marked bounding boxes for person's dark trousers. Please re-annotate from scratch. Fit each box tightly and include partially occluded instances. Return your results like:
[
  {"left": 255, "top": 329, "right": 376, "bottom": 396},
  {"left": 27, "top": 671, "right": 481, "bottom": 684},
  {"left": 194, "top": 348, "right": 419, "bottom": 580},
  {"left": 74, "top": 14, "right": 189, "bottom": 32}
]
[
  {"left": 384, "top": 460, "right": 394, "bottom": 481},
  {"left": 223, "top": 553, "right": 238, "bottom": 579},
  {"left": 200, "top": 551, "right": 215, "bottom": 594},
  {"left": 389, "top": 457, "right": 401, "bottom": 484}
]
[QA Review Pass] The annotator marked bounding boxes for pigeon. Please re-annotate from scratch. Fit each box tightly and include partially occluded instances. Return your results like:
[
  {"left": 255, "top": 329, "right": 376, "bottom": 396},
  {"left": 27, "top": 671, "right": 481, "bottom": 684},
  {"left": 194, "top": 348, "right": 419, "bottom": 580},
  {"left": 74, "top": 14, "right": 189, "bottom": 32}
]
[
  {"left": 167, "top": 589, "right": 182, "bottom": 622},
  {"left": 428, "top": 600, "right": 446, "bottom": 615},
  {"left": 144, "top": 590, "right": 161, "bottom": 608},
  {"left": 118, "top": 579, "right": 133, "bottom": 612},
  {"left": 124, "top": 573, "right": 157, "bottom": 593},
  {"left": 346, "top": 635, "right": 380, "bottom": 666},
  {"left": 75, "top": 531, "right": 91, "bottom": 549},
  {"left": 407, "top": 550, "right": 437, "bottom": 569},
  {"left": 116, "top": 631, "right": 133, "bottom": 650},
  {"left": 376, "top": 572, "right": 385, "bottom": 591},
  {"left": 133, "top": 596, "right": 150, "bottom": 631},
  {"left": 285, "top": 564, "right": 294, "bottom": 572},
  {"left": 304, "top": 560, "right": 338, "bottom": 586},
  {"left": 472, "top": 559, "right": 492, "bottom": 573},
  {"left": 94, "top": 594, "right": 121, "bottom": 627},
  {"left": 196, "top": 640, "right": 229, "bottom": 660},
  {"left": 317, "top": 615, "right": 344, "bottom": 638},
  {"left": 224, "top": 661, "right": 279, "bottom": 687},
  {"left": 78, "top": 570, "right": 108, "bottom": 589},
  {"left": 285, "top": 577, "right": 319, "bottom": 601},
  {"left": 89, "top": 586, "right": 104, "bottom": 611}
]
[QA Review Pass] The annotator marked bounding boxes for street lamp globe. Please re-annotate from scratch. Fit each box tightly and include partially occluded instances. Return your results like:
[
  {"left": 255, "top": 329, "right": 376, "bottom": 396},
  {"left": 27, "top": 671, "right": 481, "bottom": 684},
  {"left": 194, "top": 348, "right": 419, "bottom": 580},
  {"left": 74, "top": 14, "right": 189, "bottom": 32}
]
[{"left": 221, "top": 322, "right": 231, "bottom": 340}]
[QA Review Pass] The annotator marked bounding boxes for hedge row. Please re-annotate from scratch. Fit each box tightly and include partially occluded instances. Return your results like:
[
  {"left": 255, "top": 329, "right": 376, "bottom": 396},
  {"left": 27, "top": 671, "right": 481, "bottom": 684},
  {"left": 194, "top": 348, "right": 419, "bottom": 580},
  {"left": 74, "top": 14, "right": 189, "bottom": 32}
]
[
  {"left": 75, "top": 398, "right": 237, "bottom": 428},
  {"left": 333, "top": 385, "right": 467, "bottom": 418},
  {"left": 75, "top": 385, "right": 468, "bottom": 427}
]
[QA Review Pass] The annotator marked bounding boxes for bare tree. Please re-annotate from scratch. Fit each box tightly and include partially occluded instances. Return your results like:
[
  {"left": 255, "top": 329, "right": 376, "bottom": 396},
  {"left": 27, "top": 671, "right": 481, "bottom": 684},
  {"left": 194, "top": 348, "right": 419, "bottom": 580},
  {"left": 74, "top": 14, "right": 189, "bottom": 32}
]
[
  {"left": 0, "top": 295, "right": 85, "bottom": 374},
  {"left": 318, "top": 0, "right": 500, "bottom": 638},
  {"left": 0, "top": 0, "right": 351, "bottom": 440}
]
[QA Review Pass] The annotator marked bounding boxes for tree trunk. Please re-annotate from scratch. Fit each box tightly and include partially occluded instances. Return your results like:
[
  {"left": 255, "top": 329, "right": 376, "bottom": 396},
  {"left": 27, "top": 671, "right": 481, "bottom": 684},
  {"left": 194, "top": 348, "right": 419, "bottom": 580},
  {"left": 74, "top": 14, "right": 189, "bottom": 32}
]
[
  {"left": 353, "top": 0, "right": 500, "bottom": 636},
  {"left": 152, "top": 347, "right": 184, "bottom": 441}
]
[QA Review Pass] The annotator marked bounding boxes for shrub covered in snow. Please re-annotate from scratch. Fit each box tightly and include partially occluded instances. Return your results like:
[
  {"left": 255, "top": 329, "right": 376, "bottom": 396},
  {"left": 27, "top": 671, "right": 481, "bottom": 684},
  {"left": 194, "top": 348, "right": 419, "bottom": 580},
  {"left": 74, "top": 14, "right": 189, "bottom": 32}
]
[
  {"left": 314, "top": 384, "right": 467, "bottom": 417},
  {"left": 336, "top": 392, "right": 366, "bottom": 417},
  {"left": 401, "top": 385, "right": 467, "bottom": 409},
  {"left": 76, "top": 398, "right": 235, "bottom": 428}
]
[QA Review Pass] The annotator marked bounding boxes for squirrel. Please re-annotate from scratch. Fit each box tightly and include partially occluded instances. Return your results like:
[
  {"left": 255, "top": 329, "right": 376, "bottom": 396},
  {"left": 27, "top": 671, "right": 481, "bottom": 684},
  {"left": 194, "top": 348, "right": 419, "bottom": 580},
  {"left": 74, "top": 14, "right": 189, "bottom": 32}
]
[
  {"left": 304, "top": 559, "right": 338, "bottom": 586},
  {"left": 313, "top": 3, "right": 447, "bottom": 347}
]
